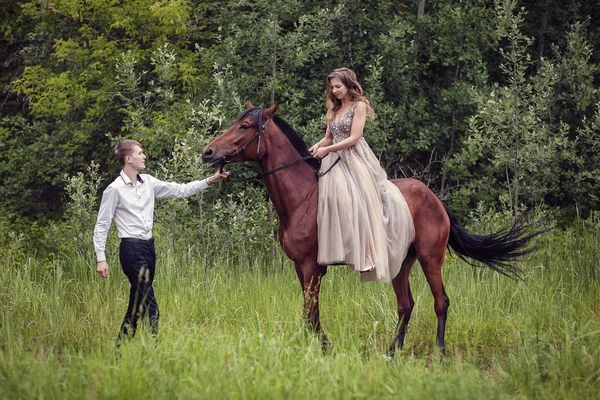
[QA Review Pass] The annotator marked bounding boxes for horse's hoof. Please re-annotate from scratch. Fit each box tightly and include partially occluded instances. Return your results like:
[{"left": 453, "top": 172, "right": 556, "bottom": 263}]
[{"left": 320, "top": 335, "right": 333, "bottom": 353}]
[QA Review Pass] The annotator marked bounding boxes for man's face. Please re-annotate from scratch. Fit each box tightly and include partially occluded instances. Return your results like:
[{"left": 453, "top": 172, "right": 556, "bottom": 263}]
[{"left": 127, "top": 145, "right": 146, "bottom": 171}]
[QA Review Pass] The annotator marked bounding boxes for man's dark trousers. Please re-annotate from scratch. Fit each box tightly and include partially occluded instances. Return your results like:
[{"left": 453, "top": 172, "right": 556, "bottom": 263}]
[{"left": 117, "top": 237, "right": 159, "bottom": 341}]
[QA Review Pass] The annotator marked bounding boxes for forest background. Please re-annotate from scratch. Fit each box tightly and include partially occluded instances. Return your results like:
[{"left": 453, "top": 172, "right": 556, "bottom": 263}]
[{"left": 1, "top": 0, "right": 599, "bottom": 258}]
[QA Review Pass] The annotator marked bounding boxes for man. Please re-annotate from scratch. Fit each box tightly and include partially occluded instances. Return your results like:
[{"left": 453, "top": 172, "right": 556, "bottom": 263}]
[{"left": 93, "top": 139, "right": 228, "bottom": 342}]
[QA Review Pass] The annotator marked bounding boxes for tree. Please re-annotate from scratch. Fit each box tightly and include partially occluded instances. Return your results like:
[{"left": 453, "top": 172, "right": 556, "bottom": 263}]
[{"left": 444, "top": 0, "right": 566, "bottom": 217}]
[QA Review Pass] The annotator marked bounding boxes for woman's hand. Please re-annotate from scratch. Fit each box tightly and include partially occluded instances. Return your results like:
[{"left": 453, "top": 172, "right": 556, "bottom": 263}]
[
  {"left": 312, "top": 146, "right": 330, "bottom": 160},
  {"left": 308, "top": 142, "right": 320, "bottom": 153}
]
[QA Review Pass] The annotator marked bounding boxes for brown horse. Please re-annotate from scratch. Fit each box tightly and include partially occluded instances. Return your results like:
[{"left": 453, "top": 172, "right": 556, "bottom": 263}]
[{"left": 202, "top": 103, "right": 537, "bottom": 355}]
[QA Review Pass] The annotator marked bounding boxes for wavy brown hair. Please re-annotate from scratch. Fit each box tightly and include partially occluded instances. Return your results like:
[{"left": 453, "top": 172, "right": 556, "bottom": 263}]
[{"left": 325, "top": 67, "right": 374, "bottom": 123}]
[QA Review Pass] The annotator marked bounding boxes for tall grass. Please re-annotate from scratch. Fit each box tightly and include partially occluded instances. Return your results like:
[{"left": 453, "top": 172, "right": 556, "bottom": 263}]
[{"left": 1, "top": 218, "right": 599, "bottom": 399}]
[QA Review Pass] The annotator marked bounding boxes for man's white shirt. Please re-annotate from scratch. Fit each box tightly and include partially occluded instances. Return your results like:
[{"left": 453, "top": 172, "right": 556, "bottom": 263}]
[{"left": 93, "top": 170, "right": 210, "bottom": 262}]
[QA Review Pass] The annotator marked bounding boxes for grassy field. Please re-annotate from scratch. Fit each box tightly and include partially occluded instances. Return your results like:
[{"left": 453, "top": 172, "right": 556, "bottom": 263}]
[{"left": 1, "top": 219, "right": 599, "bottom": 399}]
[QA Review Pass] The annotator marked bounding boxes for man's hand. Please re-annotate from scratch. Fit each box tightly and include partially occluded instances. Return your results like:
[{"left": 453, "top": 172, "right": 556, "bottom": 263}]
[
  {"left": 97, "top": 261, "right": 109, "bottom": 278},
  {"left": 208, "top": 170, "right": 230, "bottom": 185}
]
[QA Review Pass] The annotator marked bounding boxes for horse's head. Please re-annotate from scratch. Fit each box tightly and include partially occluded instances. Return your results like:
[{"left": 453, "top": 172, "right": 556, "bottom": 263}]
[{"left": 202, "top": 101, "right": 279, "bottom": 168}]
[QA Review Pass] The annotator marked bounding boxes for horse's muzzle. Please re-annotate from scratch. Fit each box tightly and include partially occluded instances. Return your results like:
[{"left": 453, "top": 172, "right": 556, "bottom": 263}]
[
  {"left": 202, "top": 149, "right": 228, "bottom": 172},
  {"left": 201, "top": 148, "right": 215, "bottom": 163}
]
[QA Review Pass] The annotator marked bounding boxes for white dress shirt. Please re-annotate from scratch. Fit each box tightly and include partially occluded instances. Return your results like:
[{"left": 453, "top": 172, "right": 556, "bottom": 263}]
[{"left": 93, "top": 170, "right": 210, "bottom": 262}]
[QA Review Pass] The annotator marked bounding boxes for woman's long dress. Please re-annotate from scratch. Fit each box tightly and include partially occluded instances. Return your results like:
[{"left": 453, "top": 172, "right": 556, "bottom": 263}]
[{"left": 317, "top": 104, "right": 415, "bottom": 283}]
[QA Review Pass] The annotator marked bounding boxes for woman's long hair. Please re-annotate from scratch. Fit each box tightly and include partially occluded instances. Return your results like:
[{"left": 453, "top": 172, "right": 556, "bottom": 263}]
[{"left": 325, "top": 68, "right": 375, "bottom": 123}]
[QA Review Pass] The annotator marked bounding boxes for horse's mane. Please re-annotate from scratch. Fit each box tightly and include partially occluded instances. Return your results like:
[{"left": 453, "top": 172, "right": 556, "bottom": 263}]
[{"left": 236, "top": 108, "right": 320, "bottom": 171}]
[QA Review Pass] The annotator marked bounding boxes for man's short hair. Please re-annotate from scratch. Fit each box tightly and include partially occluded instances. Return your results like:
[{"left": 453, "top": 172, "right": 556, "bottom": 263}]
[{"left": 115, "top": 139, "right": 141, "bottom": 166}]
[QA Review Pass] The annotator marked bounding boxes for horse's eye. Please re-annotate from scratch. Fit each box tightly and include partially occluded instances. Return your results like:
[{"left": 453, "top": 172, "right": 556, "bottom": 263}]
[{"left": 240, "top": 125, "right": 250, "bottom": 130}]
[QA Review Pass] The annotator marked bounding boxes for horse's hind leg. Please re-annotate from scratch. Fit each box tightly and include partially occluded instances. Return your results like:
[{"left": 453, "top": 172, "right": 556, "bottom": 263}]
[
  {"left": 419, "top": 254, "right": 450, "bottom": 353},
  {"left": 388, "top": 249, "right": 417, "bottom": 357}
]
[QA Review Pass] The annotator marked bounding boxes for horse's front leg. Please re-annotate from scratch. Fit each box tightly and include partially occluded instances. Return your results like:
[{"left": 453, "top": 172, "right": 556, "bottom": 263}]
[
  {"left": 298, "top": 262, "right": 329, "bottom": 349},
  {"left": 388, "top": 255, "right": 417, "bottom": 357}
]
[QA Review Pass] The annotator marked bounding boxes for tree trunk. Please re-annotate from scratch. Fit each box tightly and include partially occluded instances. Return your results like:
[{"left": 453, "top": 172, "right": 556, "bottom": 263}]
[
  {"left": 441, "top": 34, "right": 463, "bottom": 195},
  {"left": 513, "top": 149, "right": 519, "bottom": 219},
  {"left": 513, "top": 86, "right": 520, "bottom": 219},
  {"left": 537, "top": 1, "right": 550, "bottom": 59},
  {"left": 270, "top": 13, "right": 278, "bottom": 264},
  {"left": 271, "top": 14, "right": 277, "bottom": 106},
  {"left": 418, "top": 0, "right": 426, "bottom": 19}
]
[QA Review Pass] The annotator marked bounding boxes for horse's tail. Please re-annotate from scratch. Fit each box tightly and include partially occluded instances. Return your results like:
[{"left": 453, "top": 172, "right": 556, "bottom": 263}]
[{"left": 443, "top": 204, "right": 542, "bottom": 280}]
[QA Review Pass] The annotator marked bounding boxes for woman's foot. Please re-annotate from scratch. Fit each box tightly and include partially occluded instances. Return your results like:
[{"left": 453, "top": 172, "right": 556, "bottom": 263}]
[{"left": 360, "top": 255, "right": 375, "bottom": 273}]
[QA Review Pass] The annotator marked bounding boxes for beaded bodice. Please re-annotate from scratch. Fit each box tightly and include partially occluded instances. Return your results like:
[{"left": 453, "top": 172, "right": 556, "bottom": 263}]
[{"left": 329, "top": 104, "right": 358, "bottom": 143}]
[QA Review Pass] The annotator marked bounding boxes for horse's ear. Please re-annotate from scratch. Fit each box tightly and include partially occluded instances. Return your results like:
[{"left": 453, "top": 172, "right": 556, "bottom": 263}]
[
  {"left": 246, "top": 100, "right": 254, "bottom": 109},
  {"left": 264, "top": 104, "right": 279, "bottom": 119}
]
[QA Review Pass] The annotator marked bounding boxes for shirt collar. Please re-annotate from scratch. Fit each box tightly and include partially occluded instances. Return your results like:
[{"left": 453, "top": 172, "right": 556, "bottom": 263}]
[{"left": 120, "top": 170, "right": 144, "bottom": 185}]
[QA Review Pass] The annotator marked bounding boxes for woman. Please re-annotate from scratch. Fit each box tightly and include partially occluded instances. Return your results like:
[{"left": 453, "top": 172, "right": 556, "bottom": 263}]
[{"left": 309, "top": 67, "right": 414, "bottom": 282}]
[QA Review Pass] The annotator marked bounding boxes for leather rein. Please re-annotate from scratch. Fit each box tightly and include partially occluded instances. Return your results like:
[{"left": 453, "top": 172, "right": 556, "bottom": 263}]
[{"left": 217, "top": 116, "right": 340, "bottom": 181}]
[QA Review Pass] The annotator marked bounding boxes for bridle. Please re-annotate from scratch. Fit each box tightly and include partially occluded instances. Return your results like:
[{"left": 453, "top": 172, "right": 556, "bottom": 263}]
[
  {"left": 216, "top": 113, "right": 339, "bottom": 181},
  {"left": 221, "top": 117, "right": 271, "bottom": 167}
]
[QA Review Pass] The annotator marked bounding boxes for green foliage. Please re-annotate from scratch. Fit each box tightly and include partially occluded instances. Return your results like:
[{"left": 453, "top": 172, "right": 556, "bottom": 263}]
[
  {"left": 549, "top": 20, "right": 600, "bottom": 214},
  {"left": 203, "top": 188, "right": 275, "bottom": 263},
  {"left": 63, "top": 161, "right": 103, "bottom": 249},
  {"left": 568, "top": 103, "right": 600, "bottom": 211},
  {"left": 0, "top": 116, "right": 85, "bottom": 219},
  {"left": 1, "top": 0, "right": 600, "bottom": 236},
  {"left": 444, "top": 1, "right": 577, "bottom": 217}
]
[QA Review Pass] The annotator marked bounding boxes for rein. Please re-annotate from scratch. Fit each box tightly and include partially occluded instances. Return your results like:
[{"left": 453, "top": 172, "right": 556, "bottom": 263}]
[
  {"left": 224, "top": 152, "right": 340, "bottom": 182},
  {"left": 224, "top": 154, "right": 316, "bottom": 182},
  {"left": 218, "top": 115, "right": 341, "bottom": 182}
]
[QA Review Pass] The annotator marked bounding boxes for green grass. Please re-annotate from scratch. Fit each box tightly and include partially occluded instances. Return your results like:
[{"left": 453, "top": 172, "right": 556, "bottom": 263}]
[{"left": 1, "top": 221, "right": 599, "bottom": 399}]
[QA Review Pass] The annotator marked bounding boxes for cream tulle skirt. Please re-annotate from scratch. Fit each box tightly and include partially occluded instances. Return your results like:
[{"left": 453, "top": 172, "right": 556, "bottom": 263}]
[{"left": 317, "top": 139, "right": 415, "bottom": 283}]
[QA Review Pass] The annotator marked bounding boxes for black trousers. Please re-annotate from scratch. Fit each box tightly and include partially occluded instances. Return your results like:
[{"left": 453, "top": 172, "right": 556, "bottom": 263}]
[{"left": 117, "top": 238, "right": 159, "bottom": 341}]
